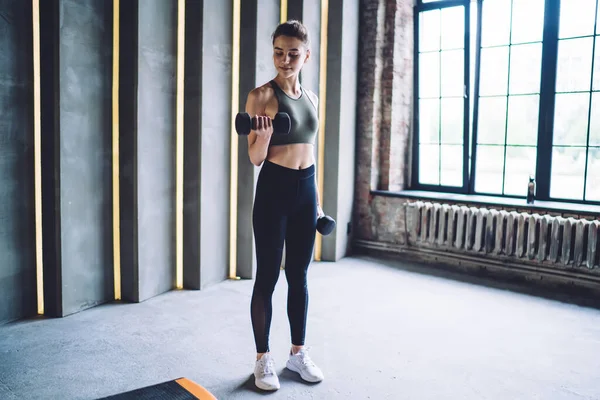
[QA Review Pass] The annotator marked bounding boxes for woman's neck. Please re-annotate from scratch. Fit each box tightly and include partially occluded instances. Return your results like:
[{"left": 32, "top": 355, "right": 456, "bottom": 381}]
[{"left": 274, "top": 74, "right": 301, "bottom": 97}]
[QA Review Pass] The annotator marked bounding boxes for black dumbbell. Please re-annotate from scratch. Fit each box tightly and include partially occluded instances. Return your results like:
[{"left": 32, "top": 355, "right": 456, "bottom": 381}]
[
  {"left": 235, "top": 112, "right": 291, "bottom": 136},
  {"left": 317, "top": 215, "right": 336, "bottom": 236}
]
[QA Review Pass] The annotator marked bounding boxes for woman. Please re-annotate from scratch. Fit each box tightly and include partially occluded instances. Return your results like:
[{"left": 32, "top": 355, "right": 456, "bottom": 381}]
[{"left": 245, "top": 20, "right": 324, "bottom": 391}]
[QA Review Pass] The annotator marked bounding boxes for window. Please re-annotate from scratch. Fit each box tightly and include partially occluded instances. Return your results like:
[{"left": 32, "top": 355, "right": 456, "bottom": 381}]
[
  {"left": 413, "top": 0, "right": 600, "bottom": 205},
  {"left": 550, "top": 0, "right": 600, "bottom": 201},
  {"left": 416, "top": 5, "right": 469, "bottom": 189}
]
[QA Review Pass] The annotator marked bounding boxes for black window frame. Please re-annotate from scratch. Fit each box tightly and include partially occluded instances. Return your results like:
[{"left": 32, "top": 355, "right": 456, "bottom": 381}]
[
  {"left": 412, "top": 0, "right": 600, "bottom": 206},
  {"left": 412, "top": 0, "right": 472, "bottom": 194}
]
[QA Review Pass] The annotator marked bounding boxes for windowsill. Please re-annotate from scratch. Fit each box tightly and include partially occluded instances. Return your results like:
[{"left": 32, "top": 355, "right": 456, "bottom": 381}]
[{"left": 371, "top": 190, "right": 600, "bottom": 216}]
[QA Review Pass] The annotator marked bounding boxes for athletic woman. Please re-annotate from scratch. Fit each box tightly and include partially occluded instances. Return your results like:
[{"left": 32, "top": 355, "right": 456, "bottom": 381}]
[{"left": 245, "top": 20, "right": 325, "bottom": 391}]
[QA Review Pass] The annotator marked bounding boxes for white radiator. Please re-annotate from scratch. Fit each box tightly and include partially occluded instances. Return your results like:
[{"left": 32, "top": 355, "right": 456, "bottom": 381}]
[{"left": 405, "top": 201, "right": 600, "bottom": 270}]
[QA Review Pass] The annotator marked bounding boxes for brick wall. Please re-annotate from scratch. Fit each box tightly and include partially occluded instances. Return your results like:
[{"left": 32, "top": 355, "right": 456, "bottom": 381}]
[{"left": 354, "top": 0, "right": 414, "bottom": 243}]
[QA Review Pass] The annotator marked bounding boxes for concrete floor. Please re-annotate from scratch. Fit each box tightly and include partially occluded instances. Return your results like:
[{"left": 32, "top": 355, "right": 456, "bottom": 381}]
[{"left": 1, "top": 255, "right": 600, "bottom": 400}]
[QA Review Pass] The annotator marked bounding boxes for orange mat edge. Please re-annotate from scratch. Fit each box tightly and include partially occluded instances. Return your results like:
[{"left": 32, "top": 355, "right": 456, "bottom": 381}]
[{"left": 175, "top": 377, "right": 217, "bottom": 400}]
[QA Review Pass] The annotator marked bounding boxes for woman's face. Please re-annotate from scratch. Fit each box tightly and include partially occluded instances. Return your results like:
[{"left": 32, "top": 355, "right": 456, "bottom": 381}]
[{"left": 273, "top": 35, "right": 309, "bottom": 78}]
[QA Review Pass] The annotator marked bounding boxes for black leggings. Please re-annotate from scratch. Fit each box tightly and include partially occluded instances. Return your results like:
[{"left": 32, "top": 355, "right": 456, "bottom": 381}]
[{"left": 251, "top": 160, "right": 317, "bottom": 354}]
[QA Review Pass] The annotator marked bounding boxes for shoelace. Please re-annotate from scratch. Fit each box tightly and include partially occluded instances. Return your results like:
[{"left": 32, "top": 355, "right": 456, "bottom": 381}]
[
  {"left": 295, "top": 352, "right": 316, "bottom": 367},
  {"left": 260, "top": 358, "right": 275, "bottom": 376}
]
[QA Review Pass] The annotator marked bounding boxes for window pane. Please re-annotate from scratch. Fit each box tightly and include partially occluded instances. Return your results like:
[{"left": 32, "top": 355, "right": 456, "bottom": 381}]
[
  {"left": 558, "top": 0, "right": 597, "bottom": 39},
  {"left": 477, "top": 97, "right": 507, "bottom": 145},
  {"left": 506, "top": 95, "right": 539, "bottom": 146},
  {"left": 441, "top": 98, "right": 464, "bottom": 144},
  {"left": 480, "top": 47, "right": 509, "bottom": 96},
  {"left": 441, "top": 50, "right": 464, "bottom": 97},
  {"left": 586, "top": 147, "right": 600, "bottom": 201},
  {"left": 556, "top": 37, "right": 594, "bottom": 93},
  {"left": 419, "top": 10, "right": 440, "bottom": 53},
  {"left": 441, "top": 6, "right": 464, "bottom": 50},
  {"left": 590, "top": 93, "right": 600, "bottom": 146},
  {"left": 419, "top": 99, "right": 440, "bottom": 144},
  {"left": 481, "top": 0, "right": 511, "bottom": 47},
  {"left": 509, "top": 43, "right": 542, "bottom": 94},
  {"left": 440, "top": 145, "right": 463, "bottom": 186},
  {"left": 503, "top": 146, "right": 537, "bottom": 196},
  {"left": 475, "top": 145, "right": 505, "bottom": 194},
  {"left": 511, "top": 0, "right": 545, "bottom": 44},
  {"left": 553, "top": 93, "right": 590, "bottom": 146},
  {"left": 419, "top": 144, "right": 440, "bottom": 185},
  {"left": 419, "top": 52, "right": 440, "bottom": 98},
  {"left": 550, "top": 147, "right": 587, "bottom": 200},
  {"left": 594, "top": 37, "right": 600, "bottom": 91}
]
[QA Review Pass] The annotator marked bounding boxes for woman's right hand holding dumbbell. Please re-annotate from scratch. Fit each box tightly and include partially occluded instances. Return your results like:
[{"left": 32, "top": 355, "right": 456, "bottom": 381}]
[{"left": 253, "top": 115, "right": 274, "bottom": 140}]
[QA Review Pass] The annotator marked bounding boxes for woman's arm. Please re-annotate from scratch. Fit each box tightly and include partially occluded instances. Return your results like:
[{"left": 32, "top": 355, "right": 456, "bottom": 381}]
[
  {"left": 307, "top": 89, "right": 325, "bottom": 217},
  {"left": 316, "top": 176, "right": 324, "bottom": 217},
  {"left": 246, "top": 89, "right": 273, "bottom": 167}
]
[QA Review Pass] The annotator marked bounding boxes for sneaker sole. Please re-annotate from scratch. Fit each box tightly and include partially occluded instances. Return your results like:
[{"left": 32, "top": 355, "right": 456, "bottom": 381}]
[
  {"left": 254, "top": 378, "right": 280, "bottom": 391},
  {"left": 286, "top": 361, "right": 324, "bottom": 383}
]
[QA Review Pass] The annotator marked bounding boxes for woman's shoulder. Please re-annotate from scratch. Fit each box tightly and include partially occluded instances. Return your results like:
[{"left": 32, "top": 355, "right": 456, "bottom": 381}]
[
  {"left": 248, "top": 82, "right": 276, "bottom": 102},
  {"left": 303, "top": 87, "right": 319, "bottom": 108}
]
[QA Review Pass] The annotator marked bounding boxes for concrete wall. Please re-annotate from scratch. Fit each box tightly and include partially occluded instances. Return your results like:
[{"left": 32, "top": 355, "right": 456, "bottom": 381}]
[
  {"left": 120, "top": 0, "right": 177, "bottom": 302},
  {"left": 321, "top": 0, "right": 360, "bottom": 261},
  {"left": 136, "top": 1, "right": 177, "bottom": 301},
  {"left": 1, "top": 0, "right": 358, "bottom": 324},
  {"left": 40, "top": 0, "right": 114, "bottom": 317},
  {"left": 183, "top": 0, "right": 232, "bottom": 289},
  {"left": 0, "top": 0, "right": 37, "bottom": 324}
]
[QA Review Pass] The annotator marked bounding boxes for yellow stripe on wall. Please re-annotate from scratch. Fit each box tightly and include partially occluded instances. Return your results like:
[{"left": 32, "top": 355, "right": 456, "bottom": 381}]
[
  {"left": 32, "top": 0, "right": 44, "bottom": 314},
  {"left": 112, "top": 0, "right": 122, "bottom": 300},
  {"left": 229, "top": 0, "right": 241, "bottom": 279},
  {"left": 176, "top": 0, "right": 185, "bottom": 289},
  {"left": 315, "top": 0, "right": 328, "bottom": 261},
  {"left": 280, "top": 0, "right": 288, "bottom": 23}
]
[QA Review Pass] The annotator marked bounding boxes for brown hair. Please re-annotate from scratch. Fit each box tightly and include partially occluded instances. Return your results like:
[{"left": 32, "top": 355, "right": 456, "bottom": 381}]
[{"left": 272, "top": 20, "right": 310, "bottom": 47}]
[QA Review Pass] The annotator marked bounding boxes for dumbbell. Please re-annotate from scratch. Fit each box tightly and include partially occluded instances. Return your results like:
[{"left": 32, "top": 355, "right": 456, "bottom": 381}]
[
  {"left": 235, "top": 112, "right": 291, "bottom": 136},
  {"left": 317, "top": 215, "right": 336, "bottom": 236}
]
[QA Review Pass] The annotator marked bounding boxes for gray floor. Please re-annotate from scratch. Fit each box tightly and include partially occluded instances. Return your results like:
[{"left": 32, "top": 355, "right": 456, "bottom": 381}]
[{"left": 1, "top": 255, "right": 600, "bottom": 400}]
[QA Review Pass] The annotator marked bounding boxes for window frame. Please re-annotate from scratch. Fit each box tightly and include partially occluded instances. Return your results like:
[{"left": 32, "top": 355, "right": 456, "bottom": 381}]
[
  {"left": 411, "top": 0, "right": 472, "bottom": 194},
  {"left": 411, "top": 0, "right": 600, "bottom": 206}
]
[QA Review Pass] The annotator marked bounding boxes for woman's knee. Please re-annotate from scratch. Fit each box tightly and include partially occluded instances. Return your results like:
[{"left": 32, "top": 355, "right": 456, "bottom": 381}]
[
  {"left": 253, "top": 271, "right": 280, "bottom": 296},
  {"left": 285, "top": 270, "right": 307, "bottom": 291}
]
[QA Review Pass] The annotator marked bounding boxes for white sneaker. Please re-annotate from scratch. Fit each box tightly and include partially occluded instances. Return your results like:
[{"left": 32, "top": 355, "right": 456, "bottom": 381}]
[
  {"left": 254, "top": 353, "right": 280, "bottom": 391},
  {"left": 286, "top": 348, "right": 324, "bottom": 383}
]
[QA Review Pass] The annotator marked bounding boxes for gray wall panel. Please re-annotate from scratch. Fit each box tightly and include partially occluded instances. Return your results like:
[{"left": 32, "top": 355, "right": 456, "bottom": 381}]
[
  {"left": 236, "top": 0, "right": 281, "bottom": 279},
  {"left": 322, "top": 0, "right": 358, "bottom": 261},
  {"left": 236, "top": 0, "right": 258, "bottom": 279},
  {"left": 198, "top": 1, "right": 232, "bottom": 288},
  {"left": 119, "top": 0, "right": 140, "bottom": 303},
  {"left": 136, "top": 0, "right": 177, "bottom": 301},
  {"left": 256, "top": 0, "right": 280, "bottom": 85},
  {"left": 183, "top": 0, "right": 203, "bottom": 289},
  {"left": 40, "top": 0, "right": 114, "bottom": 317},
  {"left": 59, "top": 0, "right": 113, "bottom": 314},
  {"left": 335, "top": 0, "right": 359, "bottom": 259},
  {"left": 0, "top": 0, "right": 37, "bottom": 324},
  {"left": 301, "top": 0, "right": 321, "bottom": 95},
  {"left": 183, "top": 0, "right": 232, "bottom": 289}
]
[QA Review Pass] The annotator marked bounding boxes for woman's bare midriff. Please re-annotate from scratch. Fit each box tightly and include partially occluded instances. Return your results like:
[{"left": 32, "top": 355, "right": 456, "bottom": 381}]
[{"left": 266, "top": 143, "right": 315, "bottom": 169}]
